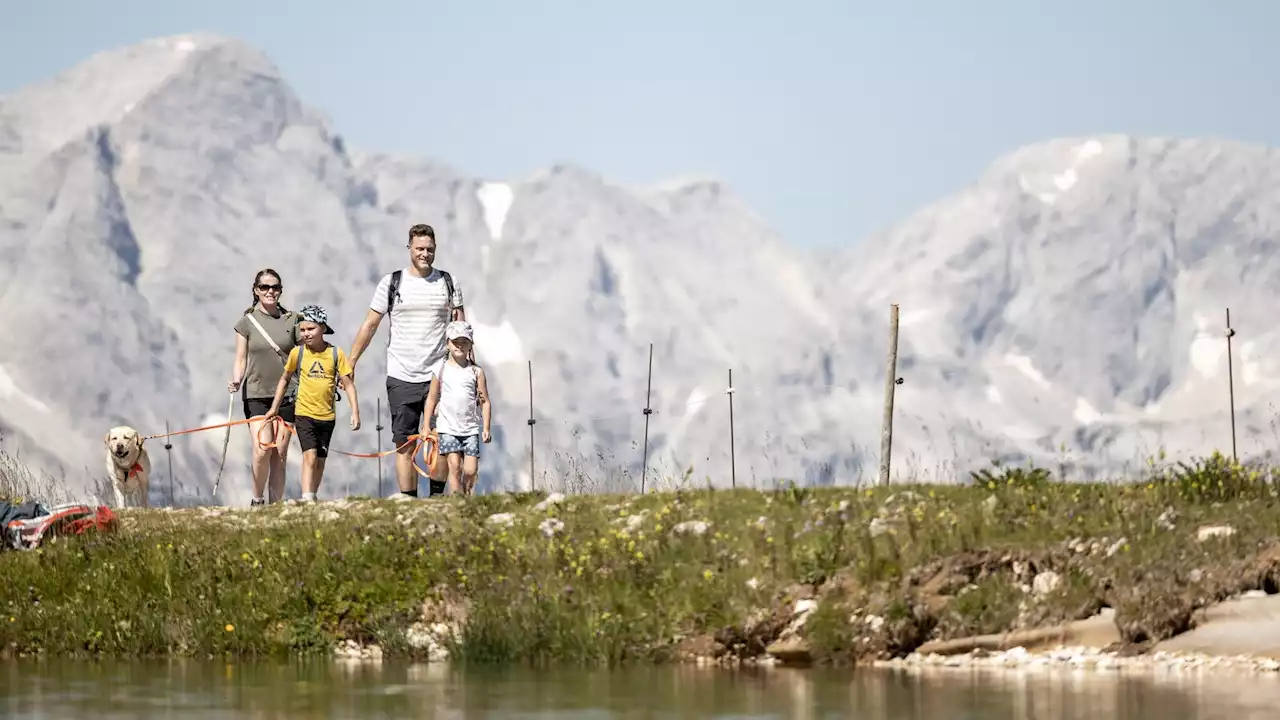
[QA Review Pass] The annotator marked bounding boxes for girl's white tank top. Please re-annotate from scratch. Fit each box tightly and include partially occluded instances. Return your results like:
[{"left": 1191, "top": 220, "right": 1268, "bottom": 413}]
[{"left": 435, "top": 360, "right": 481, "bottom": 437}]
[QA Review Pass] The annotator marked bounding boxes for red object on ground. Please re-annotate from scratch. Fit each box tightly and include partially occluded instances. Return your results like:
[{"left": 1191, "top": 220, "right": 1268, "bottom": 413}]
[{"left": 4, "top": 504, "right": 118, "bottom": 550}]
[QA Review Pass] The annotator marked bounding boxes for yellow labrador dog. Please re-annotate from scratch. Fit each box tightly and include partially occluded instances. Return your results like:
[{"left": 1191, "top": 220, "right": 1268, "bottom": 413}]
[{"left": 104, "top": 425, "right": 151, "bottom": 508}]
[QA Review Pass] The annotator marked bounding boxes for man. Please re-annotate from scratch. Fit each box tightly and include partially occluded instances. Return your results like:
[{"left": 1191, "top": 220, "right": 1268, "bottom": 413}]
[{"left": 349, "top": 223, "right": 465, "bottom": 498}]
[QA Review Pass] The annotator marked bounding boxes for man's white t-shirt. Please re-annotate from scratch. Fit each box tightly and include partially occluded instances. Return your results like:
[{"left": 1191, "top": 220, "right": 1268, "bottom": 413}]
[{"left": 369, "top": 267, "right": 464, "bottom": 384}]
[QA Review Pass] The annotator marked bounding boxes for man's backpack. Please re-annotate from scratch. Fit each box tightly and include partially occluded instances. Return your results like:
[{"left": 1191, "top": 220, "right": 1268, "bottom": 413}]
[
  {"left": 293, "top": 345, "right": 343, "bottom": 403},
  {"left": 387, "top": 268, "right": 454, "bottom": 323}
]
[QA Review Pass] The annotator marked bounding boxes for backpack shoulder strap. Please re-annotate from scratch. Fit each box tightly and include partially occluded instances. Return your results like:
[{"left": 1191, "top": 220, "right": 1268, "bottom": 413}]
[
  {"left": 387, "top": 269, "right": 403, "bottom": 323},
  {"left": 291, "top": 346, "right": 302, "bottom": 386},
  {"left": 438, "top": 269, "right": 455, "bottom": 309},
  {"left": 332, "top": 345, "right": 344, "bottom": 402}
]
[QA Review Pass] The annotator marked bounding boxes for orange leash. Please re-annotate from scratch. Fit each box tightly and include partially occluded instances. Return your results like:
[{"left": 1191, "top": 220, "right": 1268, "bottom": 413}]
[
  {"left": 141, "top": 416, "right": 257, "bottom": 441},
  {"left": 143, "top": 415, "right": 442, "bottom": 479}
]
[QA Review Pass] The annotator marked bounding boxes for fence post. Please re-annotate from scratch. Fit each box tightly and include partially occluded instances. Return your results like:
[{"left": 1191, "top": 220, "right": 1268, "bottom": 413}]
[
  {"left": 527, "top": 359, "right": 536, "bottom": 492},
  {"left": 164, "top": 420, "right": 174, "bottom": 506},
  {"left": 878, "top": 304, "right": 902, "bottom": 487},
  {"left": 375, "top": 398, "right": 384, "bottom": 498},
  {"left": 640, "top": 343, "right": 654, "bottom": 494},
  {"left": 727, "top": 368, "right": 737, "bottom": 489},
  {"left": 1225, "top": 308, "right": 1238, "bottom": 464}
]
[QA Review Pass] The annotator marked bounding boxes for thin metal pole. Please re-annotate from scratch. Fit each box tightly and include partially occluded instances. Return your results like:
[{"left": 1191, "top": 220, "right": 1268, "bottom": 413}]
[
  {"left": 640, "top": 343, "right": 654, "bottom": 494},
  {"left": 375, "top": 398, "right": 384, "bottom": 498},
  {"left": 527, "top": 359, "right": 536, "bottom": 492},
  {"left": 164, "top": 420, "right": 174, "bottom": 506},
  {"left": 878, "top": 304, "right": 901, "bottom": 487},
  {"left": 728, "top": 368, "right": 737, "bottom": 489},
  {"left": 1226, "top": 308, "right": 1238, "bottom": 464}
]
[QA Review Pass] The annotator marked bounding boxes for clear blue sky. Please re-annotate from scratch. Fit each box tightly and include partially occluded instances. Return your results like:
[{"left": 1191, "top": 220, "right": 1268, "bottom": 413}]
[{"left": 2, "top": 0, "right": 1276, "bottom": 249}]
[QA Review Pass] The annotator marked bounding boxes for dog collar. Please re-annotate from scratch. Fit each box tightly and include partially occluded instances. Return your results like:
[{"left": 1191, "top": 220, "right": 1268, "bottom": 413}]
[{"left": 128, "top": 463, "right": 143, "bottom": 478}]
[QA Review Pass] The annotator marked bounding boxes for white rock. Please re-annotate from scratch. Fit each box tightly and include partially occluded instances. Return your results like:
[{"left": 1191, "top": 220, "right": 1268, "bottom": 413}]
[
  {"left": 486, "top": 512, "right": 515, "bottom": 527},
  {"left": 673, "top": 520, "right": 709, "bottom": 536},
  {"left": 868, "top": 517, "right": 895, "bottom": 537},
  {"left": 1032, "top": 571, "right": 1062, "bottom": 596},
  {"left": 1106, "top": 537, "right": 1127, "bottom": 557},
  {"left": 1197, "top": 524, "right": 1236, "bottom": 541},
  {"left": 533, "top": 492, "right": 566, "bottom": 512},
  {"left": 625, "top": 512, "right": 649, "bottom": 531}
]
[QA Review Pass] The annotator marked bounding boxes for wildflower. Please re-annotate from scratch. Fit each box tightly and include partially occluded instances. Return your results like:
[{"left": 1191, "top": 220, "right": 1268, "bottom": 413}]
[
  {"left": 703, "top": 569, "right": 713, "bottom": 580},
  {"left": 225, "top": 624, "right": 235, "bottom": 632}
]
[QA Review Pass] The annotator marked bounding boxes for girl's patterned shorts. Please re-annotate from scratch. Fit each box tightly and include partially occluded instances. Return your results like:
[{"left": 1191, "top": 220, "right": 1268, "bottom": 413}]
[{"left": 438, "top": 433, "right": 481, "bottom": 457}]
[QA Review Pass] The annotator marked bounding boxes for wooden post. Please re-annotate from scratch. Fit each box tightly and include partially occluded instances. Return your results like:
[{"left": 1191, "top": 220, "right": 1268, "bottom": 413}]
[
  {"left": 878, "top": 304, "right": 901, "bottom": 487},
  {"left": 640, "top": 343, "right": 654, "bottom": 494},
  {"left": 1226, "top": 308, "right": 1238, "bottom": 464},
  {"left": 727, "top": 368, "right": 737, "bottom": 489},
  {"left": 527, "top": 359, "right": 536, "bottom": 492}
]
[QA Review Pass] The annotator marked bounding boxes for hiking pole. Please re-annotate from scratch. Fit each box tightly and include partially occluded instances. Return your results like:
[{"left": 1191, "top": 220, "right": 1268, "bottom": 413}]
[
  {"left": 1226, "top": 308, "right": 1238, "bottom": 464},
  {"left": 727, "top": 368, "right": 736, "bottom": 490},
  {"left": 376, "top": 398, "right": 384, "bottom": 498},
  {"left": 640, "top": 343, "right": 654, "bottom": 494},
  {"left": 527, "top": 359, "right": 536, "bottom": 492}
]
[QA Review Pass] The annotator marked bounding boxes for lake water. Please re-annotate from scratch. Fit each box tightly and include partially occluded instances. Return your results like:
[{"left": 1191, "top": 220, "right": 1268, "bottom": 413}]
[{"left": 4, "top": 659, "right": 1280, "bottom": 718}]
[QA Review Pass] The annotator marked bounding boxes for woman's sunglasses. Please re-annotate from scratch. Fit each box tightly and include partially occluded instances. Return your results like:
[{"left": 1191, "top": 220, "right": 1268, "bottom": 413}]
[{"left": 257, "top": 283, "right": 283, "bottom": 292}]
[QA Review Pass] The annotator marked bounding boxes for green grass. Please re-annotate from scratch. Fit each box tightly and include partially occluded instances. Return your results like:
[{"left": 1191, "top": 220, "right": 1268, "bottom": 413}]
[{"left": 4, "top": 449, "right": 1280, "bottom": 666}]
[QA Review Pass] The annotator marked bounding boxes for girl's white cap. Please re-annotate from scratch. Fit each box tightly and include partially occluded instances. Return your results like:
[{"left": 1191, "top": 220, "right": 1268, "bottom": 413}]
[{"left": 446, "top": 320, "right": 474, "bottom": 341}]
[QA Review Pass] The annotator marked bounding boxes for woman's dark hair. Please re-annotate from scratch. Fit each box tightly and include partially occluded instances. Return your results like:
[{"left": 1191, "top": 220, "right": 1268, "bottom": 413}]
[{"left": 243, "top": 268, "right": 288, "bottom": 315}]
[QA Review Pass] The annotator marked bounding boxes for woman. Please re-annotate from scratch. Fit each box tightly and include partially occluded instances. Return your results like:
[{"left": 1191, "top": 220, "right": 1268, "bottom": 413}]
[{"left": 227, "top": 269, "right": 299, "bottom": 506}]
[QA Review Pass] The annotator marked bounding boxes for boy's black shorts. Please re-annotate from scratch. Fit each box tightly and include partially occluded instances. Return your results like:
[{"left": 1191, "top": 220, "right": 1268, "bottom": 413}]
[{"left": 294, "top": 416, "right": 336, "bottom": 458}]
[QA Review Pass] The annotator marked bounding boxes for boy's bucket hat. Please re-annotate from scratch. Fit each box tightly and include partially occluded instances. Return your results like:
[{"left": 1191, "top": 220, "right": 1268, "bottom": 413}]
[{"left": 298, "top": 304, "right": 334, "bottom": 335}]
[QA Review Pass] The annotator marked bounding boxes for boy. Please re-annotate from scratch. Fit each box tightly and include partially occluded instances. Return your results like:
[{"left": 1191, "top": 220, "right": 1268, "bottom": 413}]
[
  {"left": 423, "top": 320, "right": 491, "bottom": 495},
  {"left": 264, "top": 304, "right": 360, "bottom": 503}
]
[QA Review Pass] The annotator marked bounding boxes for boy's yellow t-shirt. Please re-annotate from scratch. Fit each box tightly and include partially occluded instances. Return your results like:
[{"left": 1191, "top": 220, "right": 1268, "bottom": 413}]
[{"left": 283, "top": 343, "right": 353, "bottom": 422}]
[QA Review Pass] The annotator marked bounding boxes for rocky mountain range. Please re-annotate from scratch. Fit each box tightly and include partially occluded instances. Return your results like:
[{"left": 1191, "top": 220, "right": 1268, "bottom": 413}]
[{"left": 1, "top": 32, "right": 1275, "bottom": 505}]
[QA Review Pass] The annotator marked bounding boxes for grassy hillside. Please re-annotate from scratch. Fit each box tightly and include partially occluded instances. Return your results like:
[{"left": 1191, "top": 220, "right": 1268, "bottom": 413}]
[{"left": 3, "top": 450, "right": 1279, "bottom": 665}]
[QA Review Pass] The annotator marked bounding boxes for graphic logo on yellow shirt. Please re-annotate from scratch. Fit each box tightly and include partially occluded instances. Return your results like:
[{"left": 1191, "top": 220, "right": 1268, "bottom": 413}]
[{"left": 307, "top": 360, "right": 327, "bottom": 379}]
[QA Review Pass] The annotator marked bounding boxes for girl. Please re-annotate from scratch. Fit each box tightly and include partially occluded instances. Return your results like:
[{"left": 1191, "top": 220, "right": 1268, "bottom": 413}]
[
  {"left": 424, "top": 320, "right": 492, "bottom": 495},
  {"left": 227, "top": 269, "right": 298, "bottom": 507}
]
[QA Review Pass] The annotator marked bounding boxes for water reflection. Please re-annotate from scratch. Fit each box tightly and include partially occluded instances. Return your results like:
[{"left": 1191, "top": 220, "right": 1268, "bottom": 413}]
[{"left": 4, "top": 658, "right": 1280, "bottom": 718}]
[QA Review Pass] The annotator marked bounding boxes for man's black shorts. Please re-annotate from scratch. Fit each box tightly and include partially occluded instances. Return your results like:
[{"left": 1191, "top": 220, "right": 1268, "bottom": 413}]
[
  {"left": 294, "top": 416, "right": 336, "bottom": 458},
  {"left": 244, "top": 397, "right": 296, "bottom": 423},
  {"left": 387, "top": 375, "right": 433, "bottom": 447}
]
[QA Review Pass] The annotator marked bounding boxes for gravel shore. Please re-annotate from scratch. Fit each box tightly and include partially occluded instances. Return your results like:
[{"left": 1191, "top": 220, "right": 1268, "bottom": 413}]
[{"left": 876, "top": 645, "right": 1280, "bottom": 676}]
